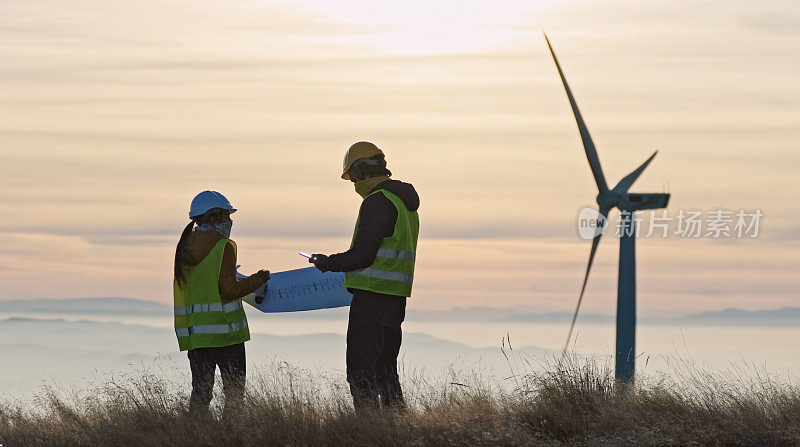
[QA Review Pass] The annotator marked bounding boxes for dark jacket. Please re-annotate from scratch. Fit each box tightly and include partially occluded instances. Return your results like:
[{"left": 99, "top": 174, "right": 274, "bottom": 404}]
[
  {"left": 327, "top": 179, "right": 420, "bottom": 328},
  {"left": 327, "top": 179, "right": 419, "bottom": 273}
]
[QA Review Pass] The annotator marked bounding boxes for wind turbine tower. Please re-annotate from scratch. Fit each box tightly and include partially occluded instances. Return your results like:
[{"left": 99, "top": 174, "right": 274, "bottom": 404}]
[{"left": 545, "top": 33, "right": 670, "bottom": 384}]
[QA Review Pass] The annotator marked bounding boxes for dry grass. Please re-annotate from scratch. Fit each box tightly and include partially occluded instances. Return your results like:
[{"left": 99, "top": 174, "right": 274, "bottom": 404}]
[{"left": 2, "top": 354, "right": 800, "bottom": 447}]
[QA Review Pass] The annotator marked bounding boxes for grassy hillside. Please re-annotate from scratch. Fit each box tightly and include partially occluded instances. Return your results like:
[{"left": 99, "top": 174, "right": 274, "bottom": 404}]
[{"left": 2, "top": 355, "right": 799, "bottom": 447}]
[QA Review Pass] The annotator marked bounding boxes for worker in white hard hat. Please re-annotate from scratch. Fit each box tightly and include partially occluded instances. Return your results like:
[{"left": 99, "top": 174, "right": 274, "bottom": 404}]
[
  {"left": 308, "top": 141, "right": 420, "bottom": 413},
  {"left": 173, "top": 190, "right": 270, "bottom": 417}
]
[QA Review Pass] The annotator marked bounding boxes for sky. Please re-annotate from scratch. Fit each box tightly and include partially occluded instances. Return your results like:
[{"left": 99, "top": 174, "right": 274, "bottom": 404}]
[{"left": 0, "top": 0, "right": 798, "bottom": 316}]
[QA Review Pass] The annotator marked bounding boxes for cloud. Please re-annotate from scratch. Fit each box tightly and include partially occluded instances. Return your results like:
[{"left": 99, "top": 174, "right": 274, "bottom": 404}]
[{"left": 0, "top": 0, "right": 798, "bottom": 314}]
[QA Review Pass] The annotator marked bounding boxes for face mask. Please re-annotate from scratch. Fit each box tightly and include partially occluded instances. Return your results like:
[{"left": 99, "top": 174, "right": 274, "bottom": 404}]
[
  {"left": 354, "top": 175, "right": 390, "bottom": 199},
  {"left": 197, "top": 221, "right": 233, "bottom": 238}
]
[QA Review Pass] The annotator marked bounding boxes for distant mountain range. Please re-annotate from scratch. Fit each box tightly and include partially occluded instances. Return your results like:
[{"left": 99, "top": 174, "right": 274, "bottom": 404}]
[
  {"left": 0, "top": 316, "right": 545, "bottom": 398},
  {"left": 0, "top": 297, "right": 168, "bottom": 315},
  {"left": 1, "top": 298, "right": 799, "bottom": 326},
  {"left": 497, "top": 307, "right": 800, "bottom": 326}
]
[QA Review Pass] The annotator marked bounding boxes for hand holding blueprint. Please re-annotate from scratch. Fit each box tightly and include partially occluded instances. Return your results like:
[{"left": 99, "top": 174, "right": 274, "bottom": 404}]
[{"left": 239, "top": 267, "right": 352, "bottom": 313}]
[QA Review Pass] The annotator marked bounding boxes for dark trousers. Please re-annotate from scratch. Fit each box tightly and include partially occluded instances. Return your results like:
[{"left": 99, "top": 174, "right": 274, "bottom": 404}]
[
  {"left": 346, "top": 290, "right": 406, "bottom": 412},
  {"left": 187, "top": 342, "right": 246, "bottom": 412}
]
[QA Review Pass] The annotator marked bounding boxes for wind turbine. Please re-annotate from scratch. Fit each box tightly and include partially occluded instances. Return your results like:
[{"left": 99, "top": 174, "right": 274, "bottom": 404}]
[{"left": 544, "top": 33, "right": 670, "bottom": 384}]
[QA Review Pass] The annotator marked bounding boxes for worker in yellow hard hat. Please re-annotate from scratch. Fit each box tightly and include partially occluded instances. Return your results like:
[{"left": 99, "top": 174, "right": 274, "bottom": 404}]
[{"left": 309, "top": 141, "right": 420, "bottom": 413}]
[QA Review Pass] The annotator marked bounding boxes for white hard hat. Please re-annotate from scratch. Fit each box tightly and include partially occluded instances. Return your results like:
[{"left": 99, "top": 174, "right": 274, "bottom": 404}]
[{"left": 189, "top": 191, "right": 237, "bottom": 219}]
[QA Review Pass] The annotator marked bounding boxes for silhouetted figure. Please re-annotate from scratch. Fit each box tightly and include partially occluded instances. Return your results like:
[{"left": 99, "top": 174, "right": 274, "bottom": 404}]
[
  {"left": 310, "top": 142, "right": 420, "bottom": 413},
  {"left": 173, "top": 191, "right": 269, "bottom": 416}
]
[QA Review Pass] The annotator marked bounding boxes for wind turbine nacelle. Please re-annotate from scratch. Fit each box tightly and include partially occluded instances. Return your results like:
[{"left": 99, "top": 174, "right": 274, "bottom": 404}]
[{"left": 624, "top": 193, "right": 670, "bottom": 211}]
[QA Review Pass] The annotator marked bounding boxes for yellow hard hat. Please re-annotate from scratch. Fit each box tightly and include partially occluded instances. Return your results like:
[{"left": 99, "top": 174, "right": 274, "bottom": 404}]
[{"left": 342, "top": 141, "right": 384, "bottom": 180}]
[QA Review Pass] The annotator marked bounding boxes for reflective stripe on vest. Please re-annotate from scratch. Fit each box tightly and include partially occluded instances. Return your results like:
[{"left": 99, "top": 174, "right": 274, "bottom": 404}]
[
  {"left": 350, "top": 267, "right": 414, "bottom": 284},
  {"left": 175, "top": 319, "right": 248, "bottom": 337},
  {"left": 173, "top": 300, "right": 243, "bottom": 316},
  {"left": 376, "top": 248, "right": 416, "bottom": 262}
]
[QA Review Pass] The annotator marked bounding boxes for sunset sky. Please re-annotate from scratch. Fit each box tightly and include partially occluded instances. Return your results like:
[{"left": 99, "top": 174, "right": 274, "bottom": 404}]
[{"left": 1, "top": 0, "right": 798, "bottom": 316}]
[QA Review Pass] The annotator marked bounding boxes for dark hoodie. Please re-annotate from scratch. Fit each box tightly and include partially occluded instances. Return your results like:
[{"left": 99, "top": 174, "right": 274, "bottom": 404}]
[{"left": 327, "top": 179, "right": 420, "bottom": 273}]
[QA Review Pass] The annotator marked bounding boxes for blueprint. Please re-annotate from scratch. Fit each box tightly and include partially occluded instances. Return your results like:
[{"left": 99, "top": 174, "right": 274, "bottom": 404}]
[{"left": 239, "top": 267, "right": 352, "bottom": 313}]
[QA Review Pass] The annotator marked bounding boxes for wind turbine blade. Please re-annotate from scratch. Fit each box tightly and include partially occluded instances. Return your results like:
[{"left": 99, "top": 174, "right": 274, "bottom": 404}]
[
  {"left": 564, "top": 206, "right": 610, "bottom": 353},
  {"left": 544, "top": 32, "right": 609, "bottom": 193},
  {"left": 613, "top": 150, "right": 658, "bottom": 193}
]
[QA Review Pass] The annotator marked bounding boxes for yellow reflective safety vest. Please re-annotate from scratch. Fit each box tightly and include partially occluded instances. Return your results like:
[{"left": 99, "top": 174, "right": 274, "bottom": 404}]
[
  {"left": 344, "top": 189, "right": 419, "bottom": 297},
  {"left": 173, "top": 239, "right": 250, "bottom": 351}
]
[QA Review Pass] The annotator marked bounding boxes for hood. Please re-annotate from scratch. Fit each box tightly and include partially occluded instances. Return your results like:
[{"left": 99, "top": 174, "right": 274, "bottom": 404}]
[{"left": 374, "top": 179, "right": 420, "bottom": 212}]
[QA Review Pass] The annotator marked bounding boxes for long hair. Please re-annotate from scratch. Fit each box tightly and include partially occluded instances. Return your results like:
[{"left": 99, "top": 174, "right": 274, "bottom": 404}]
[
  {"left": 173, "top": 221, "right": 195, "bottom": 285},
  {"left": 174, "top": 209, "right": 230, "bottom": 285}
]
